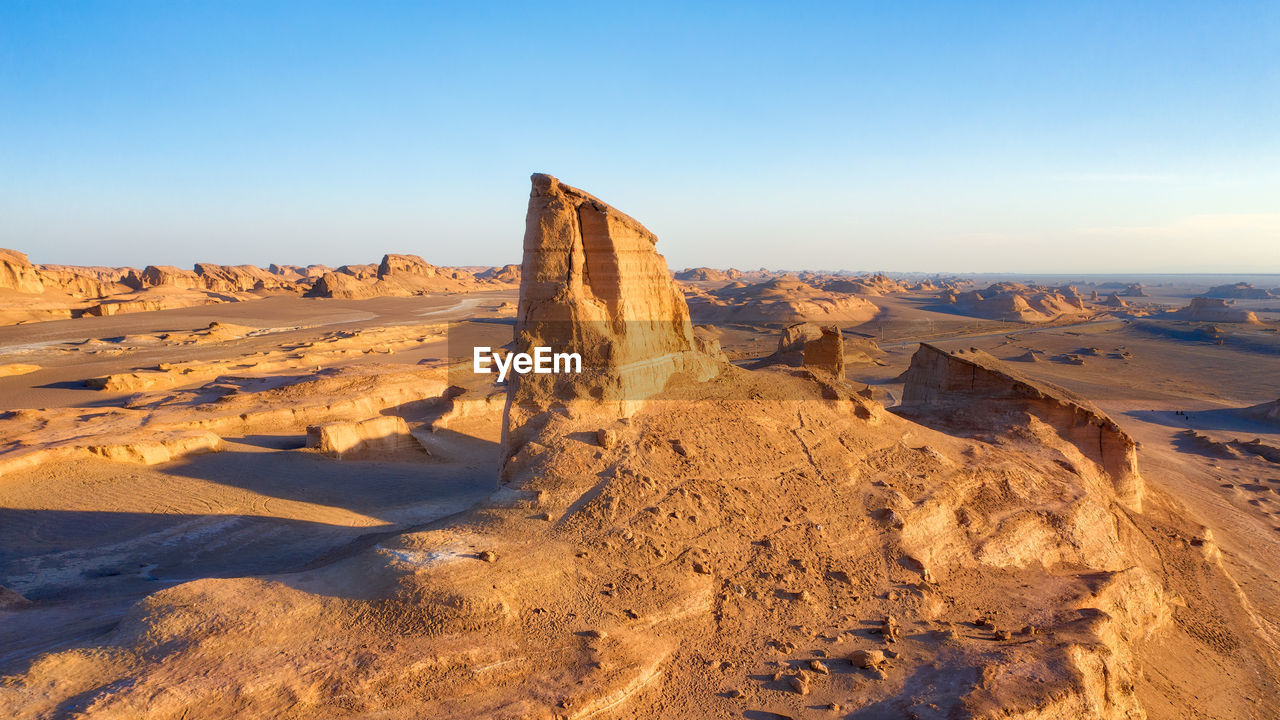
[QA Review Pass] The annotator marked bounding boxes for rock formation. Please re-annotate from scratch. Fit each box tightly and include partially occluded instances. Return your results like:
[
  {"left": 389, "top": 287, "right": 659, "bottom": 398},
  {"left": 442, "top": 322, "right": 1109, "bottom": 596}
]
[
  {"left": 675, "top": 267, "right": 742, "bottom": 282},
  {"left": 475, "top": 263, "right": 520, "bottom": 283},
  {"left": 1203, "top": 282, "right": 1275, "bottom": 299},
  {"left": 503, "top": 173, "right": 719, "bottom": 461},
  {"left": 1243, "top": 398, "right": 1280, "bottom": 424},
  {"left": 777, "top": 321, "right": 824, "bottom": 354},
  {"left": 801, "top": 325, "right": 845, "bottom": 376},
  {"left": 306, "top": 416, "right": 417, "bottom": 459},
  {"left": 685, "top": 275, "right": 878, "bottom": 325},
  {"left": 1176, "top": 297, "right": 1260, "bottom": 323},
  {"left": 898, "top": 344, "right": 1143, "bottom": 510},
  {"left": 943, "top": 282, "right": 1088, "bottom": 322},
  {"left": 0, "top": 244, "right": 523, "bottom": 325},
  {"left": 0, "top": 248, "right": 46, "bottom": 294}
]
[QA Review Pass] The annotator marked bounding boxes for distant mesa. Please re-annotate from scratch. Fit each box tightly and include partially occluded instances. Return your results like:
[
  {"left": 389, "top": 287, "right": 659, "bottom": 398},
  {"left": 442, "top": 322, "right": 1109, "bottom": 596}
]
[
  {"left": 1174, "top": 297, "right": 1260, "bottom": 324},
  {"left": 1201, "top": 282, "right": 1275, "bottom": 300}
]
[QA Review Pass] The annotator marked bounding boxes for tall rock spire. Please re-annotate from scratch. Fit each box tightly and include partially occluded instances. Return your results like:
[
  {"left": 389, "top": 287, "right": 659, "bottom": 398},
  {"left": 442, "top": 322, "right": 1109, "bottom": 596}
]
[{"left": 502, "top": 173, "right": 717, "bottom": 462}]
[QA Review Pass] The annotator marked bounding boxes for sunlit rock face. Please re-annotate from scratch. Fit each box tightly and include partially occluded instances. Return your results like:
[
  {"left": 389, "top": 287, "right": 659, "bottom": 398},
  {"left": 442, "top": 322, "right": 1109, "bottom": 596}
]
[
  {"left": 502, "top": 173, "right": 717, "bottom": 462},
  {"left": 900, "top": 343, "right": 1144, "bottom": 511}
]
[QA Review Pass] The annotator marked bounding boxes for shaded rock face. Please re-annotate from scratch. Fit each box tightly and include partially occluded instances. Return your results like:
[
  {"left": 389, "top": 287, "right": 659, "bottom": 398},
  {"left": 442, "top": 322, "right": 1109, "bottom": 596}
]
[
  {"left": 802, "top": 325, "right": 844, "bottom": 377},
  {"left": 503, "top": 173, "right": 717, "bottom": 461},
  {"left": 899, "top": 344, "right": 1143, "bottom": 511}
]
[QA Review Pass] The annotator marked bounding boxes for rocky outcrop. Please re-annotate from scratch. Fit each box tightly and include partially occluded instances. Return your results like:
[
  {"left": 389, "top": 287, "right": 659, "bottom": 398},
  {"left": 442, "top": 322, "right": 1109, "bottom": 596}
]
[
  {"left": 778, "top": 322, "right": 823, "bottom": 354},
  {"left": 379, "top": 253, "right": 436, "bottom": 279},
  {"left": 943, "top": 282, "right": 1087, "bottom": 322},
  {"left": 194, "top": 263, "right": 299, "bottom": 293},
  {"left": 131, "top": 265, "right": 202, "bottom": 290},
  {"left": 686, "top": 276, "right": 878, "bottom": 325},
  {"left": 306, "top": 416, "right": 416, "bottom": 459},
  {"left": 306, "top": 271, "right": 375, "bottom": 299},
  {"left": 1176, "top": 297, "right": 1260, "bottom": 323},
  {"left": 1243, "top": 398, "right": 1280, "bottom": 424},
  {"left": 475, "top": 264, "right": 520, "bottom": 283},
  {"left": 675, "top": 267, "right": 742, "bottom": 282},
  {"left": 802, "top": 325, "right": 845, "bottom": 376},
  {"left": 1203, "top": 282, "right": 1275, "bottom": 299},
  {"left": 899, "top": 344, "right": 1143, "bottom": 511},
  {"left": 814, "top": 273, "right": 909, "bottom": 296},
  {"left": 36, "top": 268, "right": 122, "bottom": 298},
  {"left": 503, "top": 173, "right": 718, "bottom": 461},
  {"left": 0, "top": 249, "right": 45, "bottom": 294}
]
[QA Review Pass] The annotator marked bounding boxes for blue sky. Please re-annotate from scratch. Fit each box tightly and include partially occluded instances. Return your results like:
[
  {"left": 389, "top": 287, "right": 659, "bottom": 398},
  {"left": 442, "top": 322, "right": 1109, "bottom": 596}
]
[{"left": 2, "top": 1, "right": 1277, "bottom": 272}]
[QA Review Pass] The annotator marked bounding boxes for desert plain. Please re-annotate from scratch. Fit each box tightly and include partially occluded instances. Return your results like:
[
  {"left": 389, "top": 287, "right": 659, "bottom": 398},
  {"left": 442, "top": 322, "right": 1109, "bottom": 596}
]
[{"left": 0, "top": 175, "right": 1278, "bottom": 719}]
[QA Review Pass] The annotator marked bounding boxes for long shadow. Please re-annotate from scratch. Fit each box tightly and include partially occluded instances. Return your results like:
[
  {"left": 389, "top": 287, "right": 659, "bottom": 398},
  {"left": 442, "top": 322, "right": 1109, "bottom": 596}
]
[
  {"left": 0, "top": 506, "right": 413, "bottom": 675},
  {"left": 1127, "top": 408, "right": 1280, "bottom": 434},
  {"left": 155, "top": 437, "right": 497, "bottom": 520},
  {"left": 0, "top": 479, "right": 497, "bottom": 676},
  {"left": 843, "top": 662, "right": 978, "bottom": 719}
]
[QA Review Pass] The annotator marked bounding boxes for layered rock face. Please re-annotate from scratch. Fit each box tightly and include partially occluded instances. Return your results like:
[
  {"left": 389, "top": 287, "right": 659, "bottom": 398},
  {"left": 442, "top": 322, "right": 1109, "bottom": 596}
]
[
  {"left": 503, "top": 173, "right": 718, "bottom": 460},
  {"left": 899, "top": 344, "right": 1143, "bottom": 511}
]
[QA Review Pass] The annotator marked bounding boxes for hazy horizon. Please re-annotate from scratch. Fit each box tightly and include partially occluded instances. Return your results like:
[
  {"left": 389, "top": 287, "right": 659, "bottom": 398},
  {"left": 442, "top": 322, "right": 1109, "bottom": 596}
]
[{"left": 3, "top": 2, "right": 1277, "bottom": 273}]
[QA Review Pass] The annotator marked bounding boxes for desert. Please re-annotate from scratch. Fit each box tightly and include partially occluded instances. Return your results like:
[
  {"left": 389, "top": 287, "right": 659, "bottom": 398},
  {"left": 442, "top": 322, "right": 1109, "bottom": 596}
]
[
  {"left": 0, "top": 174, "right": 1277, "bottom": 719},
  {"left": 3, "top": 3, "right": 1279, "bottom": 719}
]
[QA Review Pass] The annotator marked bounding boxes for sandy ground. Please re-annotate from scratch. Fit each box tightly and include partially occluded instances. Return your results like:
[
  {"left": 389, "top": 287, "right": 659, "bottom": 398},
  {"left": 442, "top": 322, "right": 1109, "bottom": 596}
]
[
  {"left": 1, "top": 281, "right": 1278, "bottom": 718},
  {"left": 0, "top": 291, "right": 515, "bottom": 675}
]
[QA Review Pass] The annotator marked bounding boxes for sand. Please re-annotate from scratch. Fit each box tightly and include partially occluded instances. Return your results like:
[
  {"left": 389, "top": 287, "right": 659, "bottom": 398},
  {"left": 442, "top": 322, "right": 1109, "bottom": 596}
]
[{"left": 0, "top": 256, "right": 1277, "bottom": 719}]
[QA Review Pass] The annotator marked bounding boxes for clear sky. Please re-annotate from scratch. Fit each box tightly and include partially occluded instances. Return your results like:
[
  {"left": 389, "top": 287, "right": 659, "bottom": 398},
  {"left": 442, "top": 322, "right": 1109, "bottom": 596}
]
[{"left": 2, "top": 1, "right": 1277, "bottom": 273}]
